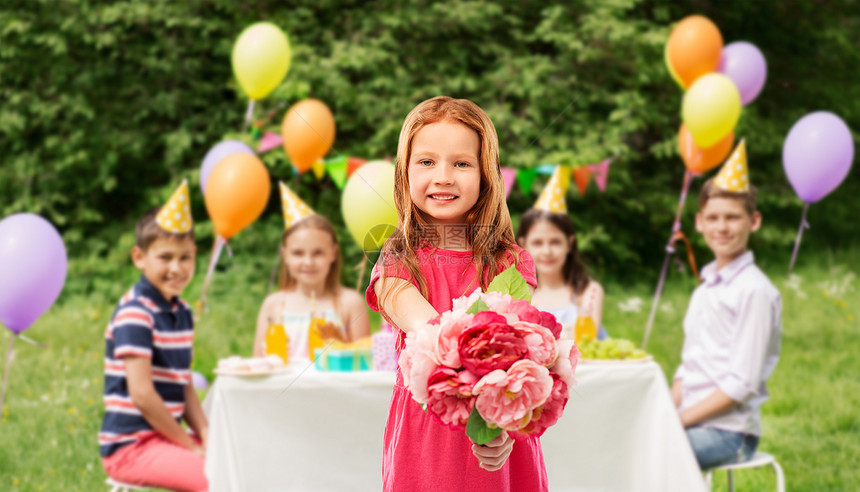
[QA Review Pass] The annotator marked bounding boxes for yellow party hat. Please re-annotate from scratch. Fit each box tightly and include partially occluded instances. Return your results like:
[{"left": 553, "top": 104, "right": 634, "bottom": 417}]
[
  {"left": 533, "top": 165, "right": 571, "bottom": 213},
  {"left": 155, "top": 180, "right": 193, "bottom": 233},
  {"left": 279, "top": 181, "right": 315, "bottom": 229},
  {"left": 713, "top": 139, "right": 749, "bottom": 192}
]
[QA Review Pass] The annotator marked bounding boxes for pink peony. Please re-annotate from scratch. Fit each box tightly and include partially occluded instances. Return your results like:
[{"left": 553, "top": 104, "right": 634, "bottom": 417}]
[
  {"left": 433, "top": 311, "right": 474, "bottom": 369},
  {"left": 458, "top": 311, "right": 528, "bottom": 376},
  {"left": 452, "top": 288, "right": 483, "bottom": 312},
  {"left": 517, "top": 373, "right": 569, "bottom": 436},
  {"left": 539, "top": 311, "right": 563, "bottom": 339},
  {"left": 507, "top": 299, "right": 562, "bottom": 339},
  {"left": 425, "top": 367, "right": 479, "bottom": 428},
  {"left": 482, "top": 291, "right": 513, "bottom": 314},
  {"left": 472, "top": 359, "right": 554, "bottom": 431},
  {"left": 399, "top": 325, "right": 441, "bottom": 403},
  {"left": 513, "top": 321, "right": 558, "bottom": 367},
  {"left": 550, "top": 339, "right": 581, "bottom": 387}
]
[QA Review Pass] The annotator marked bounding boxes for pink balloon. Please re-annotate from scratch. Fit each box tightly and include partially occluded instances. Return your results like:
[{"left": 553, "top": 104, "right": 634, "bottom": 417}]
[
  {"left": 718, "top": 42, "right": 767, "bottom": 106},
  {"left": 783, "top": 112, "right": 854, "bottom": 203}
]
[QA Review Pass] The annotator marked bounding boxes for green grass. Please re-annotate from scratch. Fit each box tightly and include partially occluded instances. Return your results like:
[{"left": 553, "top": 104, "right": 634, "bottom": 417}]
[{"left": 1, "top": 253, "right": 858, "bottom": 491}]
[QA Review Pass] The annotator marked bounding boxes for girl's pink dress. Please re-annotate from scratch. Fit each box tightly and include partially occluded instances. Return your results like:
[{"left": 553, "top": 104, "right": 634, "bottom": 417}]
[{"left": 367, "top": 246, "right": 549, "bottom": 492}]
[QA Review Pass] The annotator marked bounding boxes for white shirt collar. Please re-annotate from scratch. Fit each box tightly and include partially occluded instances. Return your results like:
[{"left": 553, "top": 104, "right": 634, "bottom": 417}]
[{"left": 701, "top": 251, "right": 755, "bottom": 287}]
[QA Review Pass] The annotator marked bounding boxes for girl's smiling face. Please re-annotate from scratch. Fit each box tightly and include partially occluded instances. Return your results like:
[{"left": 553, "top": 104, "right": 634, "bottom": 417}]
[
  {"left": 407, "top": 120, "right": 481, "bottom": 227},
  {"left": 283, "top": 227, "right": 338, "bottom": 288},
  {"left": 521, "top": 219, "right": 572, "bottom": 279}
]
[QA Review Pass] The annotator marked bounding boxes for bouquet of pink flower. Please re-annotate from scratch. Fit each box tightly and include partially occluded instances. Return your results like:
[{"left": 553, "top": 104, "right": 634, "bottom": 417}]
[{"left": 398, "top": 267, "right": 580, "bottom": 445}]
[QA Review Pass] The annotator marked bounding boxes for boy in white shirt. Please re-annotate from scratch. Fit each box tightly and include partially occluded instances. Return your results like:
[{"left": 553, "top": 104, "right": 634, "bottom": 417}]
[{"left": 671, "top": 141, "right": 782, "bottom": 470}]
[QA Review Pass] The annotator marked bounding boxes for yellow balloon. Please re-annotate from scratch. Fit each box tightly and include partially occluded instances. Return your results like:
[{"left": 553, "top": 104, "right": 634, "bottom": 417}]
[
  {"left": 232, "top": 22, "right": 291, "bottom": 100},
  {"left": 341, "top": 161, "right": 398, "bottom": 251},
  {"left": 664, "top": 43, "right": 685, "bottom": 89},
  {"left": 681, "top": 73, "right": 741, "bottom": 148}
]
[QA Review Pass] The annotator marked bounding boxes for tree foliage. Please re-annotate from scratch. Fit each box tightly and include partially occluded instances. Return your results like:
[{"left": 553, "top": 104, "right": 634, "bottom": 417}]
[{"left": 2, "top": 0, "right": 858, "bottom": 295}]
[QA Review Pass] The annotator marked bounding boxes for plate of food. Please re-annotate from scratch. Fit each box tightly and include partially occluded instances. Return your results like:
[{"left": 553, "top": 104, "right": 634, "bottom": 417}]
[
  {"left": 214, "top": 355, "right": 290, "bottom": 377},
  {"left": 577, "top": 338, "right": 653, "bottom": 364}
]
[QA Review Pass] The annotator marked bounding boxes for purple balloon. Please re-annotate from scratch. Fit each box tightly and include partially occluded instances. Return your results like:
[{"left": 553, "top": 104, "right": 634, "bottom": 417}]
[
  {"left": 200, "top": 140, "right": 255, "bottom": 193},
  {"left": 192, "top": 371, "right": 209, "bottom": 390},
  {"left": 783, "top": 112, "right": 854, "bottom": 203},
  {"left": 718, "top": 42, "right": 767, "bottom": 106},
  {"left": 0, "top": 214, "right": 68, "bottom": 334}
]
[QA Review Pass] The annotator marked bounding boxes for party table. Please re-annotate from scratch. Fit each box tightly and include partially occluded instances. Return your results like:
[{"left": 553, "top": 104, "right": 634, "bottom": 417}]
[{"left": 204, "top": 360, "right": 706, "bottom": 492}]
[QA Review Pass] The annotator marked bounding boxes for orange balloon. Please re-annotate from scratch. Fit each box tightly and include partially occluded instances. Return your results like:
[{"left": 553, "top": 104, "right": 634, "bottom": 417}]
[
  {"left": 678, "top": 124, "right": 734, "bottom": 175},
  {"left": 204, "top": 153, "right": 271, "bottom": 239},
  {"left": 666, "top": 15, "right": 723, "bottom": 88},
  {"left": 282, "top": 99, "right": 336, "bottom": 173}
]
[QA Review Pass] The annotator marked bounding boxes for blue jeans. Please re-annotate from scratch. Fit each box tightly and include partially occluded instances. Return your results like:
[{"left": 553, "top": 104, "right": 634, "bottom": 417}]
[{"left": 686, "top": 426, "right": 759, "bottom": 471}]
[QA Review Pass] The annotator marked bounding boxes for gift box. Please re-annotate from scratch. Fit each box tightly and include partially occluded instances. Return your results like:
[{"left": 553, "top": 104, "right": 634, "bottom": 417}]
[
  {"left": 372, "top": 323, "right": 398, "bottom": 371},
  {"left": 314, "top": 347, "right": 372, "bottom": 372}
]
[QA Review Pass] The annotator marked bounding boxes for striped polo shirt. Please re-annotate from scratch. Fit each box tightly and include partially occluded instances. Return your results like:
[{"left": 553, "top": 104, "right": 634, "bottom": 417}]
[{"left": 99, "top": 275, "right": 194, "bottom": 457}]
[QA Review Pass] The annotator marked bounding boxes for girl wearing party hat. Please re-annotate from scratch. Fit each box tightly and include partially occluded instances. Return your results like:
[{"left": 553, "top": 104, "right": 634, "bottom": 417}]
[
  {"left": 252, "top": 182, "right": 369, "bottom": 361},
  {"left": 516, "top": 165, "right": 608, "bottom": 341}
]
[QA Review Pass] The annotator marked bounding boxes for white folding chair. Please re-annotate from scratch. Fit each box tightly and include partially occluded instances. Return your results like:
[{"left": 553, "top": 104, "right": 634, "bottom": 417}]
[
  {"left": 105, "top": 477, "right": 154, "bottom": 492},
  {"left": 704, "top": 451, "right": 785, "bottom": 492}
]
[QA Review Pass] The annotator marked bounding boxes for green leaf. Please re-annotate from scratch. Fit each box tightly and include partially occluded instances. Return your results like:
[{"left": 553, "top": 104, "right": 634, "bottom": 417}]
[
  {"left": 465, "top": 405, "right": 502, "bottom": 445},
  {"left": 466, "top": 298, "right": 490, "bottom": 314},
  {"left": 486, "top": 267, "right": 531, "bottom": 301}
]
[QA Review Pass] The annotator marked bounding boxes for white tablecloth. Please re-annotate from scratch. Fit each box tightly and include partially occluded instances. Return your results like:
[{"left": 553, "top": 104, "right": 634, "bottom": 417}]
[{"left": 204, "top": 361, "right": 706, "bottom": 492}]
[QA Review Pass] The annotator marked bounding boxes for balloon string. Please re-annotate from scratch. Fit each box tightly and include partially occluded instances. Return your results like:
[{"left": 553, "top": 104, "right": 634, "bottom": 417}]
[
  {"left": 17, "top": 334, "right": 47, "bottom": 349},
  {"left": 1, "top": 335, "right": 16, "bottom": 415},
  {"left": 643, "top": 171, "right": 694, "bottom": 350},
  {"left": 197, "top": 236, "right": 227, "bottom": 319},
  {"left": 788, "top": 203, "right": 811, "bottom": 274},
  {"left": 243, "top": 100, "right": 256, "bottom": 133}
]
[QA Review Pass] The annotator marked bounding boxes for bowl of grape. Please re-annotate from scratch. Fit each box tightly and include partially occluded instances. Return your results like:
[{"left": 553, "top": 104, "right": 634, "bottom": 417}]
[{"left": 577, "top": 337, "right": 652, "bottom": 363}]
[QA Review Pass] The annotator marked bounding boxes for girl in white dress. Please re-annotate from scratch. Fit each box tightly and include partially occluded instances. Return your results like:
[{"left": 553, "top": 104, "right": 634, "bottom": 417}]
[
  {"left": 253, "top": 215, "right": 370, "bottom": 360},
  {"left": 517, "top": 209, "right": 607, "bottom": 340}
]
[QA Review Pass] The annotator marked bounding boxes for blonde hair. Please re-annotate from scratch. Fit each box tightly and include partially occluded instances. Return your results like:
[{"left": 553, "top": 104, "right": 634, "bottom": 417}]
[
  {"left": 278, "top": 215, "right": 342, "bottom": 308},
  {"left": 380, "top": 96, "right": 520, "bottom": 304}
]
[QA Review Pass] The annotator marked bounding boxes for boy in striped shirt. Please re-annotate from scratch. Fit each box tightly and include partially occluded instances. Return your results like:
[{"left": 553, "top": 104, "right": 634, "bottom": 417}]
[{"left": 99, "top": 183, "right": 208, "bottom": 491}]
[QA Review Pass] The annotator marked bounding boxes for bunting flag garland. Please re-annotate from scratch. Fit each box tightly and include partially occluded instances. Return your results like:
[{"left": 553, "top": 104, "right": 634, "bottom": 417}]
[
  {"left": 516, "top": 168, "right": 538, "bottom": 197},
  {"left": 326, "top": 155, "right": 349, "bottom": 189},
  {"left": 312, "top": 159, "right": 326, "bottom": 180},
  {"left": 588, "top": 159, "right": 612, "bottom": 192},
  {"left": 500, "top": 167, "right": 517, "bottom": 198},
  {"left": 257, "top": 131, "right": 283, "bottom": 153},
  {"left": 572, "top": 166, "right": 592, "bottom": 196},
  {"left": 347, "top": 157, "right": 368, "bottom": 177}
]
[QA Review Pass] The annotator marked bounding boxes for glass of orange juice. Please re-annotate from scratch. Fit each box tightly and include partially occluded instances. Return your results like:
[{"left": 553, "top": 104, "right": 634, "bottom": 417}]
[{"left": 264, "top": 317, "right": 289, "bottom": 364}]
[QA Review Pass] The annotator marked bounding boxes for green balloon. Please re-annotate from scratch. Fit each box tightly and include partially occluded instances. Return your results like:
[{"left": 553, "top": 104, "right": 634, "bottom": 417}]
[{"left": 341, "top": 161, "right": 399, "bottom": 251}]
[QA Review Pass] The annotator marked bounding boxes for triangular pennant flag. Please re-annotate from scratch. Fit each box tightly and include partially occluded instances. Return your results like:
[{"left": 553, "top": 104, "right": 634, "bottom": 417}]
[
  {"left": 279, "top": 181, "right": 315, "bottom": 229},
  {"left": 588, "top": 159, "right": 611, "bottom": 192},
  {"left": 516, "top": 168, "right": 538, "bottom": 197},
  {"left": 257, "top": 131, "right": 283, "bottom": 154},
  {"left": 312, "top": 159, "right": 326, "bottom": 180},
  {"left": 573, "top": 166, "right": 591, "bottom": 196},
  {"left": 533, "top": 165, "right": 571, "bottom": 213},
  {"left": 500, "top": 167, "right": 517, "bottom": 198},
  {"left": 347, "top": 157, "right": 368, "bottom": 177},
  {"left": 155, "top": 180, "right": 193, "bottom": 233},
  {"left": 326, "top": 155, "right": 349, "bottom": 189},
  {"left": 713, "top": 139, "right": 749, "bottom": 192},
  {"left": 535, "top": 163, "right": 557, "bottom": 175}
]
